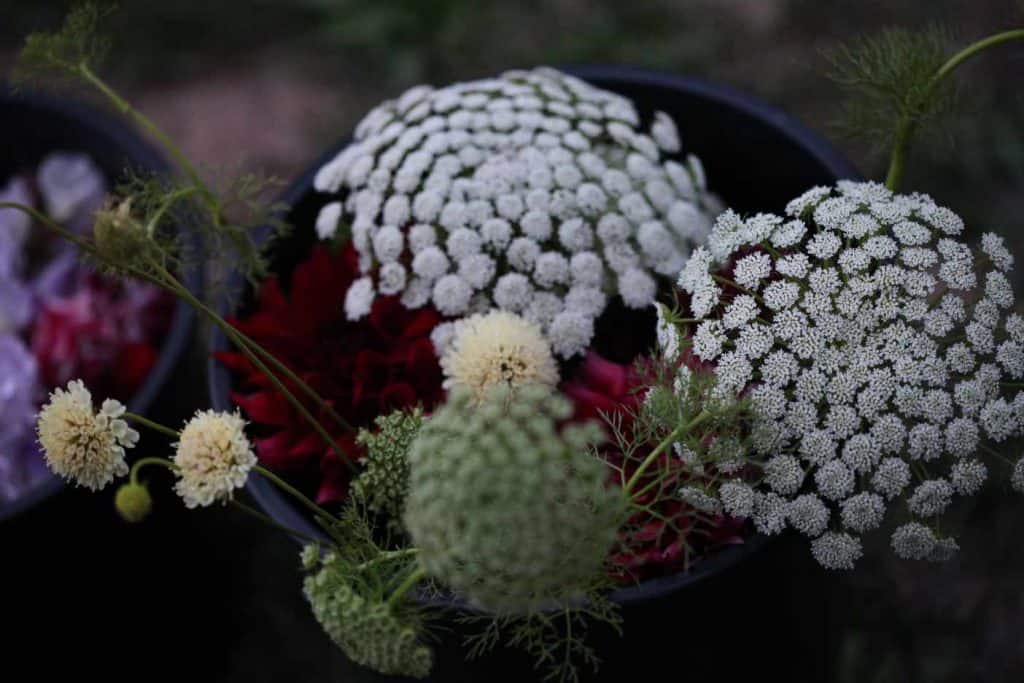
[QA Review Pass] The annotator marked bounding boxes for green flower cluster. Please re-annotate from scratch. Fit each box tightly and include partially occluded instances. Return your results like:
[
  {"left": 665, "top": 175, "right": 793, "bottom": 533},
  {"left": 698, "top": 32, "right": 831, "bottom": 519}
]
[
  {"left": 404, "top": 385, "right": 625, "bottom": 614},
  {"left": 353, "top": 408, "right": 423, "bottom": 528},
  {"left": 302, "top": 549, "right": 433, "bottom": 679}
]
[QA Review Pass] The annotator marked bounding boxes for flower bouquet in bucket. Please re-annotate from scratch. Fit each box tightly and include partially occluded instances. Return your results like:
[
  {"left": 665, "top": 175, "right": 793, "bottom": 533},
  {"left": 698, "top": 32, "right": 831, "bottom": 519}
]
[{"left": 14, "top": 5, "right": 1024, "bottom": 681}]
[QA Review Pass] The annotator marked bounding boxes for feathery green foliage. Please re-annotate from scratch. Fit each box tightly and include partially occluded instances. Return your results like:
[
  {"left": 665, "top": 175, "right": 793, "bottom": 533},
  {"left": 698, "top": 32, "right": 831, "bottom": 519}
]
[
  {"left": 824, "top": 26, "right": 957, "bottom": 154},
  {"left": 11, "top": 2, "right": 113, "bottom": 88},
  {"left": 462, "top": 591, "right": 623, "bottom": 683}
]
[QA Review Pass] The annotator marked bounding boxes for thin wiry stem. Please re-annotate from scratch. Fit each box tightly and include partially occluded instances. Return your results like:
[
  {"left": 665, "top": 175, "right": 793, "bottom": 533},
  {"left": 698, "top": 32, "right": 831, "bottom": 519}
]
[{"left": 886, "top": 29, "right": 1024, "bottom": 190}]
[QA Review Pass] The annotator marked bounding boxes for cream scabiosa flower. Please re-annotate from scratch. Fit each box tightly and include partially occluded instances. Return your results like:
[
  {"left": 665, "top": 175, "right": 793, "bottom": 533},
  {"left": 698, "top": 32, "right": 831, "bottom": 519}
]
[
  {"left": 173, "top": 410, "right": 256, "bottom": 508},
  {"left": 663, "top": 181, "right": 1024, "bottom": 568},
  {"left": 313, "top": 67, "right": 721, "bottom": 358},
  {"left": 439, "top": 310, "right": 558, "bottom": 400},
  {"left": 37, "top": 379, "right": 137, "bottom": 490}
]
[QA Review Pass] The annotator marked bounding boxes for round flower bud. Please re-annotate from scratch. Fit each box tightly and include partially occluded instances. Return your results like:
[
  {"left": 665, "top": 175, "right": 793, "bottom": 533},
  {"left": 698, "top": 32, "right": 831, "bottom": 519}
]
[
  {"left": 115, "top": 481, "right": 153, "bottom": 523},
  {"left": 173, "top": 410, "right": 256, "bottom": 508},
  {"left": 92, "top": 198, "right": 162, "bottom": 274},
  {"left": 404, "top": 386, "right": 624, "bottom": 614},
  {"left": 37, "top": 380, "right": 137, "bottom": 491},
  {"left": 441, "top": 311, "right": 558, "bottom": 402}
]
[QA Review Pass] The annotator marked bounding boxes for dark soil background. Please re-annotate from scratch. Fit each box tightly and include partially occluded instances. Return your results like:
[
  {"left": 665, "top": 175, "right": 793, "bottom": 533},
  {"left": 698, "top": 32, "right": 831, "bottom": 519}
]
[{"left": 2, "top": 2, "right": 1023, "bottom": 682}]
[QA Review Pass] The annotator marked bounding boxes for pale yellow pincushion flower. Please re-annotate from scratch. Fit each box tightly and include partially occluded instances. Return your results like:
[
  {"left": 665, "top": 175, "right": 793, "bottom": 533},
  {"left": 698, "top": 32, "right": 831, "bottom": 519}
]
[
  {"left": 173, "top": 410, "right": 256, "bottom": 508},
  {"left": 36, "top": 379, "right": 137, "bottom": 491},
  {"left": 440, "top": 310, "right": 559, "bottom": 401}
]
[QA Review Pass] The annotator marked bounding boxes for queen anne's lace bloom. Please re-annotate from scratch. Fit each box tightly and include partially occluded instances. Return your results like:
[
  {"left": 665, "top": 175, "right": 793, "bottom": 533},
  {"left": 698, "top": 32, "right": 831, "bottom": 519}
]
[
  {"left": 173, "top": 410, "right": 256, "bottom": 508},
  {"left": 314, "top": 68, "right": 719, "bottom": 357},
  {"left": 663, "top": 181, "right": 1024, "bottom": 568},
  {"left": 37, "top": 379, "right": 137, "bottom": 490}
]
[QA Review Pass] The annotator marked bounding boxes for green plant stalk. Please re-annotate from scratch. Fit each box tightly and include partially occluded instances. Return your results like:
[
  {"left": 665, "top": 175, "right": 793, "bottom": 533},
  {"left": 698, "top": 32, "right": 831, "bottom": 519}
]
[
  {"left": 77, "top": 64, "right": 215, "bottom": 208},
  {"left": 253, "top": 464, "right": 336, "bottom": 523},
  {"left": 387, "top": 566, "right": 427, "bottom": 609},
  {"left": 230, "top": 499, "right": 323, "bottom": 545},
  {"left": 624, "top": 410, "right": 711, "bottom": 495},
  {"left": 129, "top": 456, "right": 177, "bottom": 484},
  {"left": 153, "top": 264, "right": 355, "bottom": 470},
  {"left": 124, "top": 412, "right": 179, "bottom": 439},
  {"left": 357, "top": 548, "right": 420, "bottom": 572},
  {"left": 885, "top": 28, "right": 1024, "bottom": 191},
  {"left": 147, "top": 258, "right": 354, "bottom": 435},
  {"left": 78, "top": 63, "right": 354, "bottom": 437}
]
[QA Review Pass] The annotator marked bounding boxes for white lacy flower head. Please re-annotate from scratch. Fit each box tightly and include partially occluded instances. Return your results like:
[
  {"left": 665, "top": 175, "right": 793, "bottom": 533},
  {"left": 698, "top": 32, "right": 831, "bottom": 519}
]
[
  {"left": 314, "top": 67, "right": 719, "bottom": 358},
  {"left": 174, "top": 410, "right": 256, "bottom": 508},
  {"left": 439, "top": 309, "right": 559, "bottom": 400},
  {"left": 36, "top": 379, "right": 138, "bottom": 491},
  {"left": 662, "top": 181, "right": 1024, "bottom": 569}
]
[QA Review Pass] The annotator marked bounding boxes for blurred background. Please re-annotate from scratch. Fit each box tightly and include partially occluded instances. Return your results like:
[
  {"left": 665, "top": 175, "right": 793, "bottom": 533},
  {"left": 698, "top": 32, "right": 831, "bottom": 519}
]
[{"left": 1, "top": 1, "right": 1023, "bottom": 681}]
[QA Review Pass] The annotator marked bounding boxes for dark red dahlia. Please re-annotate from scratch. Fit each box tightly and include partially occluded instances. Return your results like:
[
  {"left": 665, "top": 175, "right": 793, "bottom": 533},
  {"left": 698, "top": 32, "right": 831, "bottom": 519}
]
[
  {"left": 216, "top": 244, "right": 445, "bottom": 505},
  {"left": 561, "top": 350, "right": 746, "bottom": 583}
]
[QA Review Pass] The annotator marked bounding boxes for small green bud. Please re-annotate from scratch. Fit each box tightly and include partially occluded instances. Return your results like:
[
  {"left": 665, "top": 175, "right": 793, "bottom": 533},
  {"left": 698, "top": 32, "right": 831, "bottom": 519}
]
[
  {"left": 92, "top": 197, "right": 161, "bottom": 273},
  {"left": 115, "top": 481, "right": 152, "bottom": 523}
]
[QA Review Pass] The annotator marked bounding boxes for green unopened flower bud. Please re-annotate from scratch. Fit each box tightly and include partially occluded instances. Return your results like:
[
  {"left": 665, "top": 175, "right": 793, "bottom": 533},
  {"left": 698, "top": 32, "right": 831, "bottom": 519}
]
[
  {"left": 404, "top": 385, "right": 625, "bottom": 614},
  {"left": 115, "top": 481, "right": 152, "bottom": 523},
  {"left": 92, "top": 197, "right": 159, "bottom": 271}
]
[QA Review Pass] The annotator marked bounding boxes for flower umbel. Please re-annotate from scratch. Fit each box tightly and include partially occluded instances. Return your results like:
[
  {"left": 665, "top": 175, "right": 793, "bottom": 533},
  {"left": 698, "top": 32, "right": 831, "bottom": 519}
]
[
  {"left": 36, "top": 379, "right": 137, "bottom": 490},
  {"left": 353, "top": 408, "right": 424, "bottom": 529},
  {"left": 664, "top": 181, "right": 1024, "bottom": 568},
  {"left": 439, "top": 310, "right": 558, "bottom": 401},
  {"left": 314, "top": 67, "right": 720, "bottom": 358},
  {"left": 173, "top": 410, "right": 256, "bottom": 508}
]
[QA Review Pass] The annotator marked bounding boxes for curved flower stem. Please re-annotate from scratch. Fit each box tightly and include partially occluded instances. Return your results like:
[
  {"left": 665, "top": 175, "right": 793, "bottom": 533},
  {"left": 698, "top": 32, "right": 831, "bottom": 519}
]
[
  {"left": 77, "top": 64, "right": 215, "bottom": 208},
  {"left": 0, "top": 201, "right": 96, "bottom": 252},
  {"left": 229, "top": 499, "right": 323, "bottom": 545},
  {"left": 149, "top": 260, "right": 355, "bottom": 436},
  {"left": 129, "top": 456, "right": 177, "bottom": 484},
  {"left": 357, "top": 548, "right": 420, "bottom": 572},
  {"left": 150, "top": 262, "right": 356, "bottom": 470},
  {"left": 253, "top": 464, "right": 336, "bottom": 523},
  {"left": 124, "top": 412, "right": 179, "bottom": 439},
  {"left": 624, "top": 410, "right": 711, "bottom": 496},
  {"left": 387, "top": 566, "right": 427, "bottom": 609},
  {"left": 885, "top": 28, "right": 1024, "bottom": 191}
]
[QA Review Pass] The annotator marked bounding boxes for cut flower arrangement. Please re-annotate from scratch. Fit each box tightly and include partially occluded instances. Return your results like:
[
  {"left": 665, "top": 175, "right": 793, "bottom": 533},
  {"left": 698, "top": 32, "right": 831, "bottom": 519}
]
[{"left": 13, "top": 5, "right": 1024, "bottom": 681}]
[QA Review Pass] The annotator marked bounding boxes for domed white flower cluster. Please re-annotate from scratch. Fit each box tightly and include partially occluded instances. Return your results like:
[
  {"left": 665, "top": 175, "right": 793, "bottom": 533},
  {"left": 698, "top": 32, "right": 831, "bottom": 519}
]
[
  {"left": 662, "top": 180, "right": 1024, "bottom": 569},
  {"left": 314, "top": 67, "right": 719, "bottom": 357}
]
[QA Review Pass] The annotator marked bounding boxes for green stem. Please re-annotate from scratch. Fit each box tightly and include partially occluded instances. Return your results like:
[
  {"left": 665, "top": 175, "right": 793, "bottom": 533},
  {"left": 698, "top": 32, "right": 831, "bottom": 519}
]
[
  {"left": 151, "top": 260, "right": 355, "bottom": 437},
  {"left": 625, "top": 410, "right": 711, "bottom": 495},
  {"left": 357, "top": 548, "right": 420, "bottom": 572},
  {"left": 78, "top": 64, "right": 213, "bottom": 205},
  {"left": 129, "top": 456, "right": 177, "bottom": 484},
  {"left": 151, "top": 261, "right": 355, "bottom": 470},
  {"left": 254, "top": 464, "right": 336, "bottom": 522},
  {"left": 0, "top": 201, "right": 96, "bottom": 252},
  {"left": 885, "top": 28, "right": 1024, "bottom": 191},
  {"left": 229, "top": 499, "right": 322, "bottom": 545},
  {"left": 388, "top": 566, "right": 427, "bottom": 608},
  {"left": 124, "top": 412, "right": 179, "bottom": 439}
]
